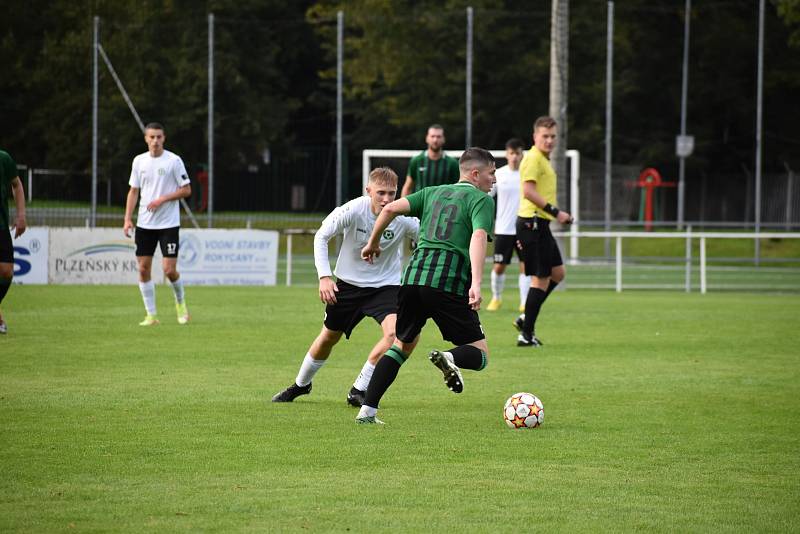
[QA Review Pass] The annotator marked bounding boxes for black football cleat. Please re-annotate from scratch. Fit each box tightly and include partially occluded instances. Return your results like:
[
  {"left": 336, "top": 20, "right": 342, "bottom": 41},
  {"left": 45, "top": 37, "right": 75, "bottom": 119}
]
[
  {"left": 428, "top": 350, "right": 464, "bottom": 393},
  {"left": 513, "top": 315, "right": 524, "bottom": 332},
  {"left": 271, "top": 382, "right": 312, "bottom": 402},
  {"left": 516, "top": 334, "right": 544, "bottom": 347},
  {"left": 346, "top": 386, "right": 366, "bottom": 407}
]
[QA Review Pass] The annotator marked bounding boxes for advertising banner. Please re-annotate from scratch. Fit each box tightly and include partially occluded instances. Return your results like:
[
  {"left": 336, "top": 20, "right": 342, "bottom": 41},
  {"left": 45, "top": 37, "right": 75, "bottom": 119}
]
[
  {"left": 179, "top": 229, "right": 279, "bottom": 285},
  {"left": 47, "top": 228, "right": 278, "bottom": 285},
  {"left": 49, "top": 228, "right": 151, "bottom": 284},
  {"left": 11, "top": 227, "right": 49, "bottom": 284}
]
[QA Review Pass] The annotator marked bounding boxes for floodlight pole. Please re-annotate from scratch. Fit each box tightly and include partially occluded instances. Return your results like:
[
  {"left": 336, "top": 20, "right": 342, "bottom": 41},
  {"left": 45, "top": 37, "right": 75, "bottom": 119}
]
[
  {"left": 208, "top": 13, "right": 215, "bottom": 228},
  {"left": 755, "top": 0, "right": 765, "bottom": 264},
  {"left": 466, "top": 6, "right": 473, "bottom": 148},
  {"left": 604, "top": 1, "right": 613, "bottom": 257},
  {"left": 91, "top": 16, "right": 99, "bottom": 228},
  {"left": 549, "top": 0, "right": 569, "bottom": 209},
  {"left": 677, "top": 0, "right": 691, "bottom": 230},
  {"left": 335, "top": 11, "right": 344, "bottom": 207}
]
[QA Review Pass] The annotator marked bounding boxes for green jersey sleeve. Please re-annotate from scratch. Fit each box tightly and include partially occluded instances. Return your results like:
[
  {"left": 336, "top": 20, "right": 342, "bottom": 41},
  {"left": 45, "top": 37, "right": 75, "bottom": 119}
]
[
  {"left": 471, "top": 193, "right": 494, "bottom": 234},
  {"left": 405, "top": 189, "right": 425, "bottom": 219}
]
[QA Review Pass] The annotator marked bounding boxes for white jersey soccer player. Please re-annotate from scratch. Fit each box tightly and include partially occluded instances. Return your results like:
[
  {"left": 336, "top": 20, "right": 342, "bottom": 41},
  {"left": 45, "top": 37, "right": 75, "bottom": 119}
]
[
  {"left": 314, "top": 196, "right": 417, "bottom": 288},
  {"left": 123, "top": 123, "right": 192, "bottom": 326},
  {"left": 129, "top": 150, "right": 189, "bottom": 230},
  {"left": 272, "top": 167, "right": 419, "bottom": 407},
  {"left": 487, "top": 139, "right": 531, "bottom": 312},
  {"left": 491, "top": 164, "right": 520, "bottom": 236}
]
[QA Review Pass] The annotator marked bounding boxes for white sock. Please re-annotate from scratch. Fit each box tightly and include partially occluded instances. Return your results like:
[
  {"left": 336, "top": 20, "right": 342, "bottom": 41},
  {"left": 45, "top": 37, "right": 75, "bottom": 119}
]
[
  {"left": 353, "top": 360, "right": 376, "bottom": 392},
  {"left": 295, "top": 353, "right": 326, "bottom": 387},
  {"left": 171, "top": 277, "right": 185, "bottom": 304},
  {"left": 519, "top": 274, "right": 532, "bottom": 307},
  {"left": 138, "top": 281, "right": 157, "bottom": 316},
  {"left": 358, "top": 405, "right": 378, "bottom": 418},
  {"left": 491, "top": 271, "right": 505, "bottom": 300}
]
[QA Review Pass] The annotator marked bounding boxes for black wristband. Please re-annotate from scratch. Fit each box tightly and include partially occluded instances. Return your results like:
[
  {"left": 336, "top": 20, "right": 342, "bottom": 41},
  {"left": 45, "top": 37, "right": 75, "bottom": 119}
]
[{"left": 543, "top": 203, "right": 560, "bottom": 217}]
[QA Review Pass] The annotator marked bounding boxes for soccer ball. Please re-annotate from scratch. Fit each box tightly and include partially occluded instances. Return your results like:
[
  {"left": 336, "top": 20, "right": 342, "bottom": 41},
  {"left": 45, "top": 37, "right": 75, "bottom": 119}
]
[{"left": 503, "top": 392, "right": 544, "bottom": 429}]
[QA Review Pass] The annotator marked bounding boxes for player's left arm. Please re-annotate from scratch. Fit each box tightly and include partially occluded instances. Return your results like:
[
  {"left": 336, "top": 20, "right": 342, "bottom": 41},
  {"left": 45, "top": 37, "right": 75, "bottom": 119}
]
[
  {"left": 522, "top": 178, "right": 572, "bottom": 224},
  {"left": 146, "top": 184, "right": 191, "bottom": 212},
  {"left": 361, "top": 198, "right": 411, "bottom": 263},
  {"left": 10, "top": 176, "right": 26, "bottom": 238},
  {"left": 467, "top": 196, "right": 494, "bottom": 310},
  {"left": 468, "top": 229, "right": 488, "bottom": 311},
  {"left": 146, "top": 160, "right": 192, "bottom": 211}
]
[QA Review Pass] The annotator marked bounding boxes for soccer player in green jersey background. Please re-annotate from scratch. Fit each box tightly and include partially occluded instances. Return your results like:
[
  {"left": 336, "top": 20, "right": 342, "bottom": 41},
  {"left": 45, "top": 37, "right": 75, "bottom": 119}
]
[
  {"left": 356, "top": 147, "right": 496, "bottom": 424},
  {"left": 0, "top": 149, "right": 27, "bottom": 335},
  {"left": 400, "top": 124, "right": 460, "bottom": 197}
]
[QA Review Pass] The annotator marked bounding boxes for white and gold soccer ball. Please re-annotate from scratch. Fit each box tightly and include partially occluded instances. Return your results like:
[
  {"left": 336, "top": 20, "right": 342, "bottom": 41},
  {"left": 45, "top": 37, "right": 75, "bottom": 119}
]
[{"left": 503, "top": 392, "right": 544, "bottom": 429}]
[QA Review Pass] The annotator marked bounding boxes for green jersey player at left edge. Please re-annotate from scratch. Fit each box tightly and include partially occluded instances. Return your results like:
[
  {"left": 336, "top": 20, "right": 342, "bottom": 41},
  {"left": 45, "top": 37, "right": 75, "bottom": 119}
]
[{"left": 0, "top": 149, "right": 27, "bottom": 335}]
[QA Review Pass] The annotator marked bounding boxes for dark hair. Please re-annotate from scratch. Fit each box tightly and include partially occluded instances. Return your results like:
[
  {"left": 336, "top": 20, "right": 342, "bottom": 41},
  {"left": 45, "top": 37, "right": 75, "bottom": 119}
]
[
  {"left": 533, "top": 116, "right": 556, "bottom": 131},
  {"left": 505, "top": 138, "right": 525, "bottom": 151},
  {"left": 459, "top": 147, "right": 495, "bottom": 171},
  {"left": 144, "top": 122, "right": 165, "bottom": 133},
  {"left": 428, "top": 123, "right": 445, "bottom": 133}
]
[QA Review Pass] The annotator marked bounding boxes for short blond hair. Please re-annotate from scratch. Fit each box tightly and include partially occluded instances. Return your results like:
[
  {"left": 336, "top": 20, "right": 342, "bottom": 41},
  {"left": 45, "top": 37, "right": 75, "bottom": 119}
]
[{"left": 368, "top": 167, "right": 398, "bottom": 187}]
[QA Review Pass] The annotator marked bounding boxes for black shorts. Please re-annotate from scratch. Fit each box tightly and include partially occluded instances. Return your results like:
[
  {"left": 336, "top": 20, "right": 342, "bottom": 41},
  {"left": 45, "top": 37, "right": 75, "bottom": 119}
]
[
  {"left": 0, "top": 228, "right": 12, "bottom": 263},
  {"left": 395, "top": 285, "right": 485, "bottom": 346},
  {"left": 135, "top": 226, "right": 180, "bottom": 258},
  {"left": 492, "top": 234, "right": 523, "bottom": 265},
  {"left": 516, "top": 217, "right": 563, "bottom": 278},
  {"left": 324, "top": 280, "right": 399, "bottom": 338}
]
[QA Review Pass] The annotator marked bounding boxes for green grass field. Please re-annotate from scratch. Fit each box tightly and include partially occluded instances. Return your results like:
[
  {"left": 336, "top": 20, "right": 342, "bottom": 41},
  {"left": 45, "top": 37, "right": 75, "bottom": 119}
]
[{"left": 2, "top": 286, "right": 799, "bottom": 532}]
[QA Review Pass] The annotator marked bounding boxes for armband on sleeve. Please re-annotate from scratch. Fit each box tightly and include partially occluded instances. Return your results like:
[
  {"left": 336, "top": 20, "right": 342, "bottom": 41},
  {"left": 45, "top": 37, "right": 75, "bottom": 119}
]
[{"left": 543, "top": 203, "right": 560, "bottom": 217}]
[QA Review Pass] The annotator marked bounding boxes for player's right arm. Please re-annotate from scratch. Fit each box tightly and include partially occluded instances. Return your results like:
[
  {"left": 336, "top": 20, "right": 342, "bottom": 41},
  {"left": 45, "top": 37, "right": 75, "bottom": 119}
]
[
  {"left": 10, "top": 176, "right": 26, "bottom": 238},
  {"left": 361, "top": 198, "right": 411, "bottom": 263},
  {"left": 123, "top": 187, "right": 139, "bottom": 237},
  {"left": 314, "top": 204, "right": 352, "bottom": 304}
]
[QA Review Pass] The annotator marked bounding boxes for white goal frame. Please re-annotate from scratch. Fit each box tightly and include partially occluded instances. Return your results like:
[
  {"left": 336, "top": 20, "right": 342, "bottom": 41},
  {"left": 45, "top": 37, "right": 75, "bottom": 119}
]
[{"left": 362, "top": 148, "right": 581, "bottom": 261}]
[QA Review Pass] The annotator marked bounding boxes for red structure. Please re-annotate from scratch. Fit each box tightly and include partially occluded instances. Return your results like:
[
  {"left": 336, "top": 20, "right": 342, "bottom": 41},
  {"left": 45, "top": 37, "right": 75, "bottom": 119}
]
[{"left": 636, "top": 168, "right": 676, "bottom": 231}]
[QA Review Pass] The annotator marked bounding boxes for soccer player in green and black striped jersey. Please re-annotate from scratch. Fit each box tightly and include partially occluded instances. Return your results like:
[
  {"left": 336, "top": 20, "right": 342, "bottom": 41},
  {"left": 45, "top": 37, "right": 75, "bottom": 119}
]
[
  {"left": 355, "top": 147, "right": 496, "bottom": 425},
  {"left": 0, "top": 149, "right": 27, "bottom": 334},
  {"left": 400, "top": 124, "right": 460, "bottom": 198}
]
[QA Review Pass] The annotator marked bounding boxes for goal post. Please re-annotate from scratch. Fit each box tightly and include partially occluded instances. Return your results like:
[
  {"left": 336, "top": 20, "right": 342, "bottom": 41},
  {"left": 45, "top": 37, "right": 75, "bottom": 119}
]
[{"left": 361, "top": 148, "right": 581, "bottom": 262}]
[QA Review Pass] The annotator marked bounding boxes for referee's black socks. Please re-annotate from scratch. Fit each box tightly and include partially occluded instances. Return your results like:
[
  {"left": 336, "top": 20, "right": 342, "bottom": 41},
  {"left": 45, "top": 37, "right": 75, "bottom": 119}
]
[
  {"left": 522, "top": 280, "right": 560, "bottom": 336},
  {"left": 546, "top": 279, "right": 559, "bottom": 297},
  {"left": 523, "top": 287, "right": 547, "bottom": 336}
]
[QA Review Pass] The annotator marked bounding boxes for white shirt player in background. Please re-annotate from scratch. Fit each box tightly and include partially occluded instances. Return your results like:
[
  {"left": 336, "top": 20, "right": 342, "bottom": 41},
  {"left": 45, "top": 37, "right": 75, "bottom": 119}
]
[
  {"left": 487, "top": 138, "right": 531, "bottom": 312},
  {"left": 272, "top": 167, "right": 419, "bottom": 407},
  {"left": 123, "top": 122, "right": 192, "bottom": 326}
]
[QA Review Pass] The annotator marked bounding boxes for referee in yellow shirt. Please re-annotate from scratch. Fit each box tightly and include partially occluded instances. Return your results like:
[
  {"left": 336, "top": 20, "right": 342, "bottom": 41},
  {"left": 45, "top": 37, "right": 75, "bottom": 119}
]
[{"left": 514, "top": 116, "right": 573, "bottom": 347}]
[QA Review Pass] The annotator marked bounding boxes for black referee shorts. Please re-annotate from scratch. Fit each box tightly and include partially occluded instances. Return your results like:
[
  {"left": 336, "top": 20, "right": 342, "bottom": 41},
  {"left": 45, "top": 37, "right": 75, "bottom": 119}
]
[
  {"left": 0, "top": 227, "right": 13, "bottom": 263},
  {"left": 323, "top": 280, "right": 399, "bottom": 338},
  {"left": 395, "top": 285, "right": 485, "bottom": 346},
  {"left": 515, "top": 216, "right": 563, "bottom": 278}
]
